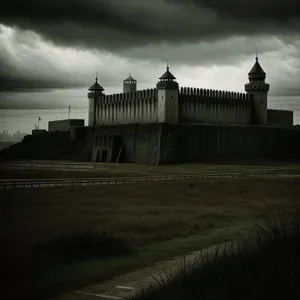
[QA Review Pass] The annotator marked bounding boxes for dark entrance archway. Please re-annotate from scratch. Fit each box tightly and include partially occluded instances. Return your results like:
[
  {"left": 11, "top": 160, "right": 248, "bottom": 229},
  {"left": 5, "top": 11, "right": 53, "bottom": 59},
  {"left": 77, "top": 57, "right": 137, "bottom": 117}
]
[
  {"left": 96, "top": 150, "right": 100, "bottom": 162},
  {"left": 100, "top": 149, "right": 108, "bottom": 162}
]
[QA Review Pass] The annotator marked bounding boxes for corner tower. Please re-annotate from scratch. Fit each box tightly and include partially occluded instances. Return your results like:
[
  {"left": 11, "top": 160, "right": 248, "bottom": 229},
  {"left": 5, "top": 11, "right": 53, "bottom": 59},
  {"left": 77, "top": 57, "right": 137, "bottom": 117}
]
[
  {"left": 245, "top": 55, "right": 270, "bottom": 125},
  {"left": 123, "top": 74, "right": 137, "bottom": 93},
  {"left": 156, "top": 65, "right": 179, "bottom": 123},
  {"left": 87, "top": 75, "right": 104, "bottom": 126}
]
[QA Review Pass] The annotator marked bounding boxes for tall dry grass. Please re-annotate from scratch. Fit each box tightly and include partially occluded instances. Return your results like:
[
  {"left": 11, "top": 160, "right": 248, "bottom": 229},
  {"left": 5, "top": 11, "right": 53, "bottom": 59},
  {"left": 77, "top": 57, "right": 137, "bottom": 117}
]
[{"left": 134, "top": 212, "right": 300, "bottom": 300}]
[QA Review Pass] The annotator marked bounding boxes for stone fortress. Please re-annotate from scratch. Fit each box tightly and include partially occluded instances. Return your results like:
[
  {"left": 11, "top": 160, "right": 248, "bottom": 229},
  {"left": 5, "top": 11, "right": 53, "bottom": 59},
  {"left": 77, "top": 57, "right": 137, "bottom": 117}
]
[
  {"left": 87, "top": 56, "right": 293, "bottom": 128},
  {"left": 62, "top": 56, "right": 300, "bottom": 165}
]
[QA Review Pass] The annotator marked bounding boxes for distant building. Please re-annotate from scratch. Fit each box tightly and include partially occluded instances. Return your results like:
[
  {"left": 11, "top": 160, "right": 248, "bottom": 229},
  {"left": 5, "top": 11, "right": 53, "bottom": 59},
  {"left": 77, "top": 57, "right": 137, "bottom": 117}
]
[
  {"left": 0, "top": 130, "right": 27, "bottom": 141},
  {"left": 48, "top": 119, "right": 85, "bottom": 132}
]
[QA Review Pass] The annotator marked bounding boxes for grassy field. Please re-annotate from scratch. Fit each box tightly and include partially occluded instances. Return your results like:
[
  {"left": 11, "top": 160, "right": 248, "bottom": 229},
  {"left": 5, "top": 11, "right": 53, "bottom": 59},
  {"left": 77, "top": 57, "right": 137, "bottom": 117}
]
[
  {"left": 1, "top": 176, "right": 300, "bottom": 299},
  {"left": 1, "top": 162, "right": 300, "bottom": 179}
]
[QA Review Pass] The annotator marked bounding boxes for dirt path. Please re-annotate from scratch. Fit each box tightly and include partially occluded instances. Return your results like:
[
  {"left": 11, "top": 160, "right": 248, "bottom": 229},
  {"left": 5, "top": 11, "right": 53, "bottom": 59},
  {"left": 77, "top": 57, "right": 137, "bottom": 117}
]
[{"left": 50, "top": 243, "right": 228, "bottom": 300}]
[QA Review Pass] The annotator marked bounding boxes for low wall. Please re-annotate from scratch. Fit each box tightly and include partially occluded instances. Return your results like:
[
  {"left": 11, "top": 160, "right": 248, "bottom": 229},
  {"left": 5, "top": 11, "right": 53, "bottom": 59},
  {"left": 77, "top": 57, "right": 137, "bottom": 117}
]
[
  {"left": 267, "top": 109, "right": 293, "bottom": 127},
  {"left": 159, "top": 124, "right": 300, "bottom": 164},
  {"left": 48, "top": 119, "right": 85, "bottom": 132}
]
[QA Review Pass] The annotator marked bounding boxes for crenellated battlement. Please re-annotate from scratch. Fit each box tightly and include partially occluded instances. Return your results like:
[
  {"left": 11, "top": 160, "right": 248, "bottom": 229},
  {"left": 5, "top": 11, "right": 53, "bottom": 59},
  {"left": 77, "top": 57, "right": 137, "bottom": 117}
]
[
  {"left": 268, "top": 109, "right": 293, "bottom": 113},
  {"left": 267, "top": 109, "right": 294, "bottom": 127},
  {"left": 245, "top": 82, "right": 270, "bottom": 93},
  {"left": 99, "top": 88, "right": 157, "bottom": 104},
  {"left": 179, "top": 87, "right": 252, "bottom": 101}
]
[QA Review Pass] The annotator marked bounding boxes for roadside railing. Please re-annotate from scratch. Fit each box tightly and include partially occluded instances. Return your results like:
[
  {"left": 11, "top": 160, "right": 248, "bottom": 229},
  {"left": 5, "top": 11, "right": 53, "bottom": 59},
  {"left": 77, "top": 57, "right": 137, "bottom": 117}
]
[
  {"left": 0, "top": 161, "right": 97, "bottom": 169},
  {"left": 0, "top": 169, "right": 299, "bottom": 190}
]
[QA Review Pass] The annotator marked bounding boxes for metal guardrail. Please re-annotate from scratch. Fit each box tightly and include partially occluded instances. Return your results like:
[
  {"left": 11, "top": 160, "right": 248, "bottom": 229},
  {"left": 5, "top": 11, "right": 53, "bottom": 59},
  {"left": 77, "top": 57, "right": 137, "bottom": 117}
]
[
  {"left": 0, "top": 162, "right": 97, "bottom": 169},
  {"left": 0, "top": 170, "right": 299, "bottom": 190}
]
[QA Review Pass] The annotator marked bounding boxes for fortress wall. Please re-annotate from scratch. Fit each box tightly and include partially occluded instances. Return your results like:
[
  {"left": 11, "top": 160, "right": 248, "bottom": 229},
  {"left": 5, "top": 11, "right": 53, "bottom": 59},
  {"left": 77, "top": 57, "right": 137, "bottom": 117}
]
[
  {"left": 93, "top": 87, "right": 254, "bottom": 126},
  {"left": 178, "top": 87, "right": 252, "bottom": 125},
  {"left": 159, "top": 123, "right": 300, "bottom": 164},
  {"left": 95, "top": 89, "right": 158, "bottom": 125},
  {"left": 80, "top": 122, "right": 300, "bottom": 165},
  {"left": 92, "top": 124, "right": 161, "bottom": 164},
  {"left": 267, "top": 109, "right": 294, "bottom": 127}
]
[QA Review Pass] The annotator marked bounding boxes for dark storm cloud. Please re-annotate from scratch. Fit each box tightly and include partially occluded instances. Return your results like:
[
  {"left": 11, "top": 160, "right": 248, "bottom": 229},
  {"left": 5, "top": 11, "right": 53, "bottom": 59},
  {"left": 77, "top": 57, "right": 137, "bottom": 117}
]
[
  {"left": 0, "top": 35, "right": 83, "bottom": 91},
  {"left": 0, "top": 25, "right": 134, "bottom": 92},
  {"left": 1, "top": 0, "right": 300, "bottom": 97},
  {"left": 0, "top": 69, "right": 82, "bottom": 91},
  {"left": 0, "top": 0, "right": 299, "bottom": 52},
  {"left": 170, "top": 0, "right": 300, "bottom": 21}
]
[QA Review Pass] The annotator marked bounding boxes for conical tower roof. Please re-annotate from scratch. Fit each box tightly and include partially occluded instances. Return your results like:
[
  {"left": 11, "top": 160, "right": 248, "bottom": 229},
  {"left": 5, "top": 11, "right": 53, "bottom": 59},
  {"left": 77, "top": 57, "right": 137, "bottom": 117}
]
[
  {"left": 159, "top": 65, "right": 176, "bottom": 80},
  {"left": 88, "top": 75, "right": 104, "bottom": 91},
  {"left": 248, "top": 56, "right": 266, "bottom": 80},
  {"left": 125, "top": 74, "right": 136, "bottom": 81},
  {"left": 156, "top": 64, "right": 178, "bottom": 90}
]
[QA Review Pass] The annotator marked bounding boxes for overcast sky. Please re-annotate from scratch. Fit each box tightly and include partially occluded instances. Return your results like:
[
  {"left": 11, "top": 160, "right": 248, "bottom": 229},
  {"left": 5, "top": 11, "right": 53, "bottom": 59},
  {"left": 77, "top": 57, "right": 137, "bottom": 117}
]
[{"left": 0, "top": 0, "right": 300, "bottom": 109}]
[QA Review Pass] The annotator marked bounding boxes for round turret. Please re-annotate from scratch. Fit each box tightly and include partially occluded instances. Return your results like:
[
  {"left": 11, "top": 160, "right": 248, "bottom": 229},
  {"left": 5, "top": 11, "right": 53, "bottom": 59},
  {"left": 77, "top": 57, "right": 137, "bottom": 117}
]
[
  {"left": 244, "top": 55, "right": 270, "bottom": 125},
  {"left": 124, "top": 74, "right": 136, "bottom": 84},
  {"left": 245, "top": 56, "right": 269, "bottom": 93},
  {"left": 87, "top": 74, "right": 104, "bottom": 126}
]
